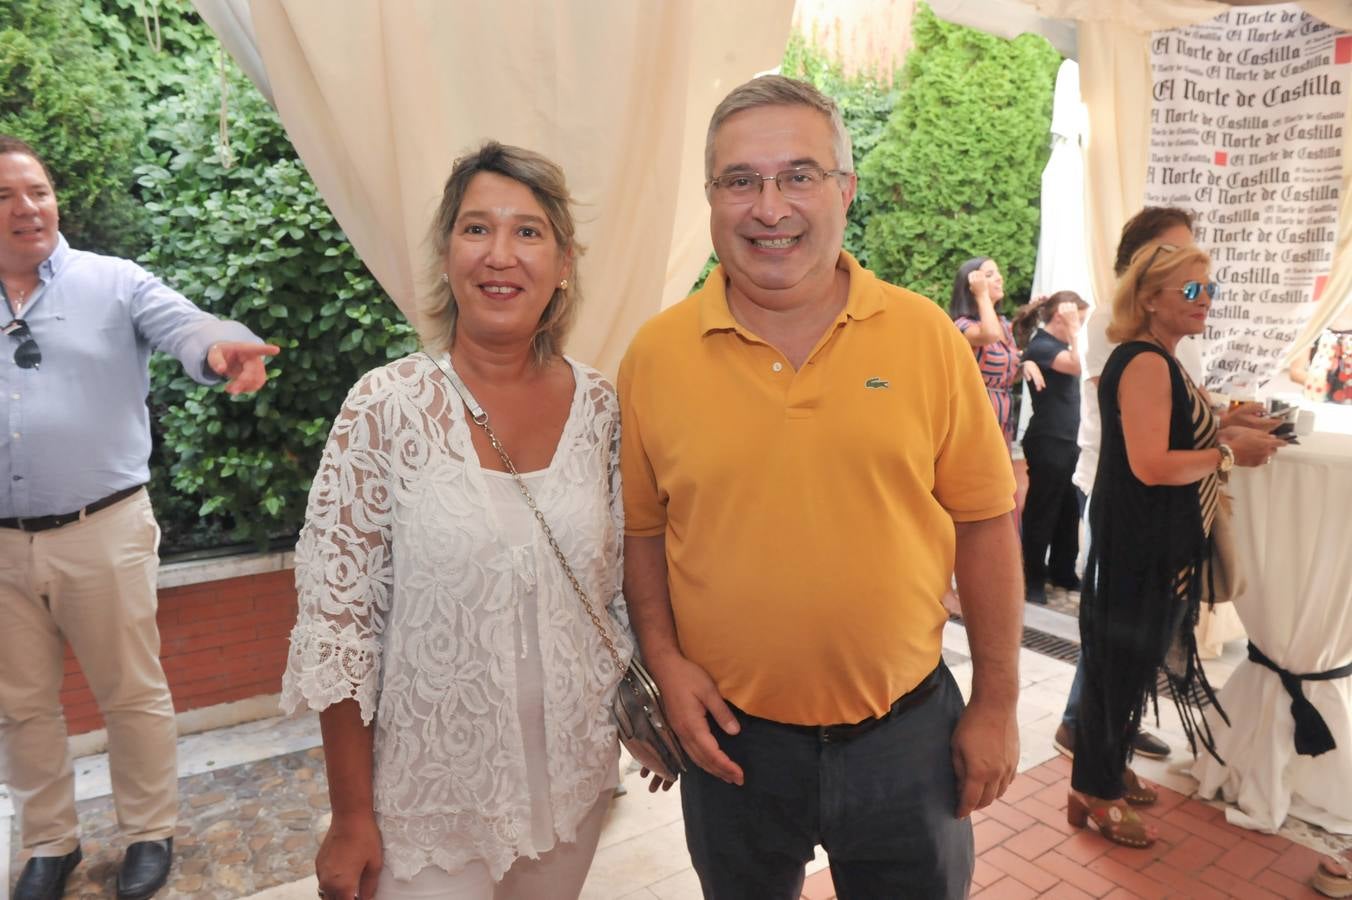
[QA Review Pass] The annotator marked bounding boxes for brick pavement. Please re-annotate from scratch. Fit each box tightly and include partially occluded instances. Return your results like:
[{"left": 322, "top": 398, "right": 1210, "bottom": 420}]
[{"left": 799, "top": 755, "right": 1331, "bottom": 900}]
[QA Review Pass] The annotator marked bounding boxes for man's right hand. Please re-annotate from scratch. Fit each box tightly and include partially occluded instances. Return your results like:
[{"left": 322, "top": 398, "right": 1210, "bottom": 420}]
[
  {"left": 315, "top": 811, "right": 382, "bottom": 900},
  {"left": 648, "top": 653, "right": 745, "bottom": 785}
]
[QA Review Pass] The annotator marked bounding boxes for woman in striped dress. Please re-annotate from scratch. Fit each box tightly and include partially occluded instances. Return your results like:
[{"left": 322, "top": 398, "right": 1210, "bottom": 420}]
[
  {"left": 1069, "top": 242, "right": 1284, "bottom": 849},
  {"left": 950, "top": 257, "right": 1020, "bottom": 449}
]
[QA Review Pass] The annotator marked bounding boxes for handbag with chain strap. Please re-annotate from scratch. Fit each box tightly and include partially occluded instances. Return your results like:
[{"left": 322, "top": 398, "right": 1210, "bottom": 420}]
[{"left": 426, "top": 353, "right": 687, "bottom": 783}]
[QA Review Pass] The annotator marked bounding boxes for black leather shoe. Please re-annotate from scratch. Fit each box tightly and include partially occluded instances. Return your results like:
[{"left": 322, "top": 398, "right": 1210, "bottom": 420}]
[
  {"left": 1131, "top": 729, "right": 1172, "bottom": 760},
  {"left": 116, "top": 838, "right": 173, "bottom": 900},
  {"left": 1026, "top": 582, "right": 1048, "bottom": 605},
  {"left": 12, "top": 846, "right": 82, "bottom": 900}
]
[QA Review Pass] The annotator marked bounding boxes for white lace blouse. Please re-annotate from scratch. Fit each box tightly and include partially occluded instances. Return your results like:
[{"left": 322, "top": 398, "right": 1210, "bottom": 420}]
[{"left": 280, "top": 353, "right": 632, "bottom": 880}]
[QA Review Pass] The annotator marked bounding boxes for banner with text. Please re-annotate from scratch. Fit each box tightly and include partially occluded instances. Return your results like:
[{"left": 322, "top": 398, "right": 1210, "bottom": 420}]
[{"left": 1145, "top": 4, "right": 1349, "bottom": 392}]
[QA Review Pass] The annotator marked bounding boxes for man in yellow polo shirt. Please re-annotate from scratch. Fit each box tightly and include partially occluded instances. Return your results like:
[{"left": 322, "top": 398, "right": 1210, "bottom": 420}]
[{"left": 618, "top": 75, "right": 1023, "bottom": 899}]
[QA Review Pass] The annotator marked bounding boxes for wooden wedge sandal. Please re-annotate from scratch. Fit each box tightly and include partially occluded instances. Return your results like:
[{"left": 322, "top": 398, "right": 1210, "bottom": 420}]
[
  {"left": 1313, "top": 854, "right": 1352, "bottom": 898},
  {"left": 1067, "top": 793, "right": 1157, "bottom": 848},
  {"left": 1123, "top": 768, "right": 1158, "bottom": 807}
]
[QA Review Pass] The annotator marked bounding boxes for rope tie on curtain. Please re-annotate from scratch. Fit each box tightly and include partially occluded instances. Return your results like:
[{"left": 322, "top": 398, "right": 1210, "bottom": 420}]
[
  {"left": 138, "top": 0, "right": 162, "bottom": 53},
  {"left": 217, "top": 48, "right": 234, "bottom": 170},
  {"left": 1247, "top": 641, "right": 1352, "bottom": 757}
]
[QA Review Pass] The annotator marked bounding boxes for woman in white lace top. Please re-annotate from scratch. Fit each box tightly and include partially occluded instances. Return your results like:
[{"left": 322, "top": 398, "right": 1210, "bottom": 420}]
[{"left": 282, "top": 143, "right": 632, "bottom": 900}]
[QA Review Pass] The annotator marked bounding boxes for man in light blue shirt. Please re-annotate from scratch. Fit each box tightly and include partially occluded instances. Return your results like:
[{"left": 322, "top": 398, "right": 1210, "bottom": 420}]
[{"left": 0, "top": 135, "right": 280, "bottom": 900}]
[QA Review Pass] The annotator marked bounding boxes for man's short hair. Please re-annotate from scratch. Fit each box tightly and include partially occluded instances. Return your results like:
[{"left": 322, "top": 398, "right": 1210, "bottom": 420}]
[
  {"left": 1114, "top": 207, "right": 1194, "bottom": 276},
  {"left": 704, "top": 75, "right": 854, "bottom": 181},
  {"left": 0, "top": 135, "right": 55, "bottom": 187}
]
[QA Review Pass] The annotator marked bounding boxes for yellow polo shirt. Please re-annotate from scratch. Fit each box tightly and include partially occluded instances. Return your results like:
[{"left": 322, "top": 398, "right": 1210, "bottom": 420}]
[{"left": 618, "top": 253, "right": 1015, "bottom": 725}]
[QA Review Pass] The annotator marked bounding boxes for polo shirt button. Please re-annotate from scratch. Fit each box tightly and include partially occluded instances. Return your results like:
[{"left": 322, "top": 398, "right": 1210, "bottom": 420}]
[{"left": 771, "top": 362, "right": 783, "bottom": 373}]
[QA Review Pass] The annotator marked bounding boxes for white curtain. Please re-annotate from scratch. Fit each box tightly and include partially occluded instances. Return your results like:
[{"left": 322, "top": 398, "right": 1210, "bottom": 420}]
[{"left": 192, "top": 0, "right": 795, "bottom": 375}]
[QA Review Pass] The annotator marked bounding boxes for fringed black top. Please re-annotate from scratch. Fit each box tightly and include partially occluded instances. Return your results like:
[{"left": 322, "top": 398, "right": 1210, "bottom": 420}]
[{"left": 1074, "top": 342, "right": 1227, "bottom": 798}]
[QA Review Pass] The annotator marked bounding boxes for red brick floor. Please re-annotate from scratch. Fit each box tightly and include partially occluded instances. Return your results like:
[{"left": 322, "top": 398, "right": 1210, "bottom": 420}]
[{"left": 799, "top": 755, "right": 1330, "bottom": 899}]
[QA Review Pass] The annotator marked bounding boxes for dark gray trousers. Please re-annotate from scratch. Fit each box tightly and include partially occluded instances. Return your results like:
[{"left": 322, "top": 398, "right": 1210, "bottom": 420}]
[{"left": 680, "top": 664, "right": 974, "bottom": 900}]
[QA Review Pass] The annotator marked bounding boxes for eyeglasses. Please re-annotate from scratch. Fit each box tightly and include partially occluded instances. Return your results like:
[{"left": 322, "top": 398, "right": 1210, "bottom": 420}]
[
  {"left": 706, "top": 165, "right": 851, "bottom": 202},
  {"left": 3, "top": 319, "right": 40, "bottom": 370},
  {"left": 1174, "top": 281, "right": 1218, "bottom": 302}
]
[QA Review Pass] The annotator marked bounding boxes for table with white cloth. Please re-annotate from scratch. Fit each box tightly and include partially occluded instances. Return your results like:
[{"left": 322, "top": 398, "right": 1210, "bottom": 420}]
[{"left": 1192, "top": 428, "right": 1352, "bottom": 834}]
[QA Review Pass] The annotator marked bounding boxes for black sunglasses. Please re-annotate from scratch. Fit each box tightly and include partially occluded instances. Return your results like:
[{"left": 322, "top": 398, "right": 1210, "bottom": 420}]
[{"left": 3, "top": 319, "right": 41, "bottom": 370}]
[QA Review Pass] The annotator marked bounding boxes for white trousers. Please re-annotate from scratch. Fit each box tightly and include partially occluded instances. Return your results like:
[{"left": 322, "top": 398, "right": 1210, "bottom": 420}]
[
  {"left": 374, "top": 791, "right": 611, "bottom": 900},
  {"left": 0, "top": 490, "right": 178, "bottom": 853}
]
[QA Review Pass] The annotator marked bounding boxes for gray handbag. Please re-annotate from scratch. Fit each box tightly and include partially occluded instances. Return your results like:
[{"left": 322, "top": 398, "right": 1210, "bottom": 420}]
[{"left": 426, "top": 353, "right": 687, "bottom": 783}]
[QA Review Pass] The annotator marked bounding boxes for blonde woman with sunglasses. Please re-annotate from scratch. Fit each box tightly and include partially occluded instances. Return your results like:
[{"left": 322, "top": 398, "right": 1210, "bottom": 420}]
[{"left": 1067, "top": 241, "right": 1284, "bottom": 850}]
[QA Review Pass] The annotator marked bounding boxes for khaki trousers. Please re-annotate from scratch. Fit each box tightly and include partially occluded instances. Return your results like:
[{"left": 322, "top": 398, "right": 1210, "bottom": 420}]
[{"left": 0, "top": 489, "right": 178, "bottom": 855}]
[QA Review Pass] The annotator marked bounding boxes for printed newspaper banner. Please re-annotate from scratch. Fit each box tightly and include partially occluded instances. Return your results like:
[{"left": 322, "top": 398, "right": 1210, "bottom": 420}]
[{"left": 1145, "top": 4, "right": 1350, "bottom": 393}]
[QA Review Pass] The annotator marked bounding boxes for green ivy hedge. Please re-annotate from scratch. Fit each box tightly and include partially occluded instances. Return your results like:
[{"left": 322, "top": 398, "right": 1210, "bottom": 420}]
[
  {"left": 858, "top": 4, "right": 1061, "bottom": 308},
  {"left": 135, "top": 51, "right": 418, "bottom": 550},
  {"left": 0, "top": 0, "right": 145, "bottom": 258},
  {"left": 10, "top": 1, "right": 419, "bottom": 552}
]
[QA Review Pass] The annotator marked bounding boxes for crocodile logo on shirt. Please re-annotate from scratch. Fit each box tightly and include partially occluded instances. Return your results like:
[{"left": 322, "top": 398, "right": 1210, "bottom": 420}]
[{"left": 865, "top": 377, "right": 890, "bottom": 389}]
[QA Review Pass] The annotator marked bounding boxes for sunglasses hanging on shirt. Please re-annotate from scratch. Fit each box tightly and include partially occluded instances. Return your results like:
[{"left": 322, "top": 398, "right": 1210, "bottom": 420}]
[{"left": 3, "top": 319, "right": 41, "bottom": 369}]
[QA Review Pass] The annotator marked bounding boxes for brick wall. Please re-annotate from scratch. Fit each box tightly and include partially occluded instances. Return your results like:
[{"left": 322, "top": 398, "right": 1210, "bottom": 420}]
[{"left": 59, "top": 568, "right": 298, "bottom": 735}]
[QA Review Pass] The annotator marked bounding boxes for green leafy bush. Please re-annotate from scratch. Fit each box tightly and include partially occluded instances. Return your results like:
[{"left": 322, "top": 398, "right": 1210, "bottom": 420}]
[
  {"left": 6, "top": 1, "right": 417, "bottom": 551},
  {"left": 81, "top": 0, "right": 214, "bottom": 104},
  {"left": 858, "top": 3, "right": 1061, "bottom": 307},
  {"left": 135, "top": 52, "right": 418, "bottom": 550},
  {"left": 0, "top": 0, "right": 145, "bottom": 257}
]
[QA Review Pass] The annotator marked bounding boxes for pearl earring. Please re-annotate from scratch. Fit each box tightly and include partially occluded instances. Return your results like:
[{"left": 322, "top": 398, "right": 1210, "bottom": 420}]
[
  {"left": 439, "top": 273, "right": 449, "bottom": 284},
  {"left": 558, "top": 279, "right": 569, "bottom": 291}
]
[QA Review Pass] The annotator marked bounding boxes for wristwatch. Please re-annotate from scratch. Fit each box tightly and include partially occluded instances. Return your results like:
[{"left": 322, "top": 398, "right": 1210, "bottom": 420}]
[{"left": 1217, "top": 443, "right": 1235, "bottom": 473}]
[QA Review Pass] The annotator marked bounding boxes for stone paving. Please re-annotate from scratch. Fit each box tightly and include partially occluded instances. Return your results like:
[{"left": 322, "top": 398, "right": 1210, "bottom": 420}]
[{"left": 8, "top": 748, "right": 329, "bottom": 899}]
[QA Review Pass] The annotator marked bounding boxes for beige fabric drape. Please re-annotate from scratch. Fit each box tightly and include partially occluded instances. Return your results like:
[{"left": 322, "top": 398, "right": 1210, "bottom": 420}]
[
  {"left": 1025, "top": 0, "right": 1352, "bottom": 367},
  {"left": 232, "top": 1, "right": 792, "bottom": 376}
]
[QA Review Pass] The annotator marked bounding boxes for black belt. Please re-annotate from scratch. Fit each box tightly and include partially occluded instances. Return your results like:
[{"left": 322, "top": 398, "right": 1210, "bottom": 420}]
[
  {"left": 751, "top": 664, "right": 944, "bottom": 745},
  {"left": 0, "top": 485, "right": 145, "bottom": 533},
  {"left": 1248, "top": 641, "right": 1352, "bottom": 757}
]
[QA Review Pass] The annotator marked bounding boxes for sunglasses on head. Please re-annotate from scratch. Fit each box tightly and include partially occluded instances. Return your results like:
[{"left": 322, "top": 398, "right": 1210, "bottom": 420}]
[
  {"left": 3, "top": 319, "right": 41, "bottom": 370},
  {"left": 1175, "top": 281, "right": 1218, "bottom": 302}
]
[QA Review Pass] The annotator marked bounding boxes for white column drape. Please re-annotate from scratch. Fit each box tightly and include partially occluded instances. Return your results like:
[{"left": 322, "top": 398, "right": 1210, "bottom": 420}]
[
  {"left": 1030, "top": 59, "right": 1092, "bottom": 302},
  {"left": 192, "top": 0, "right": 794, "bottom": 375},
  {"left": 1193, "top": 434, "right": 1352, "bottom": 835},
  {"left": 1023, "top": 0, "right": 1352, "bottom": 367}
]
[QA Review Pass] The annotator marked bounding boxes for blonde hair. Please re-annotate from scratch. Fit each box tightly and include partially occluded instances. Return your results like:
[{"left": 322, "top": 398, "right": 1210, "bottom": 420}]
[
  {"left": 704, "top": 75, "right": 853, "bottom": 180},
  {"left": 1107, "top": 241, "right": 1210, "bottom": 344},
  {"left": 420, "top": 141, "right": 582, "bottom": 365}
]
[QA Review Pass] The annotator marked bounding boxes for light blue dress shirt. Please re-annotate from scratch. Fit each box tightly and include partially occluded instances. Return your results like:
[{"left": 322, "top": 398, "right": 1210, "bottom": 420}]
[{"left": 1, "top": 235, "right": 261, "bottom": 517}]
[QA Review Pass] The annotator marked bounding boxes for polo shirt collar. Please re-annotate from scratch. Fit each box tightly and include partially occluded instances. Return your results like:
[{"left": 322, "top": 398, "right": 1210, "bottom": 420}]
[{"left": 699, "top": 251, "right": 886, "bottom": 337}]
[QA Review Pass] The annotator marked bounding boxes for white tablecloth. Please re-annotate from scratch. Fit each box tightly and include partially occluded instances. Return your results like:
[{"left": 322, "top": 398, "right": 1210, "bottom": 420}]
[{"left": 1192, "top": 429, "right": 1352, "bottom": 834}]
